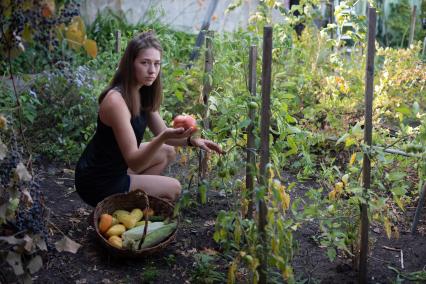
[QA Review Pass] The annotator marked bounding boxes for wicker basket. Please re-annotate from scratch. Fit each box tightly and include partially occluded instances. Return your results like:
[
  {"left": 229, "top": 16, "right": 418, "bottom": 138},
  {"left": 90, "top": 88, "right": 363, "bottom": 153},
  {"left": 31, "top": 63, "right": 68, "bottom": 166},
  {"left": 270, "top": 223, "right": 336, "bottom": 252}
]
[{"left": 93, "top": 189, "right": 178, "bottom": 258}]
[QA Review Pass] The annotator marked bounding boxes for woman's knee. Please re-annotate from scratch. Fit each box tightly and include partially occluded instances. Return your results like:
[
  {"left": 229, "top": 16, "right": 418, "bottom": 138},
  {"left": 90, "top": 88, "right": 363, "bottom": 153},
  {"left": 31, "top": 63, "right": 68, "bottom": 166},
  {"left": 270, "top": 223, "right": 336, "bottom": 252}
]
[
  {"left": 163, "top": 145, "right": 176, "bottom": 164},
  {"left": 168, "top": 178, "right": 181, "bottom": 201}
]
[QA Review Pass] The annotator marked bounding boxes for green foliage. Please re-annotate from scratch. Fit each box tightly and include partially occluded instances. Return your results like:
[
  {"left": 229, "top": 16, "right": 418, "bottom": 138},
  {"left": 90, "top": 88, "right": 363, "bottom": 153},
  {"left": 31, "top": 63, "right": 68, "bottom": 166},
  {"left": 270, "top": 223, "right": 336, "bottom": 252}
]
[
  {"left": 190, "top": 253, "right": 226, "bottom": 284},
  {"left": 384, "top": 0, "right": 426, "bottom": 47}
]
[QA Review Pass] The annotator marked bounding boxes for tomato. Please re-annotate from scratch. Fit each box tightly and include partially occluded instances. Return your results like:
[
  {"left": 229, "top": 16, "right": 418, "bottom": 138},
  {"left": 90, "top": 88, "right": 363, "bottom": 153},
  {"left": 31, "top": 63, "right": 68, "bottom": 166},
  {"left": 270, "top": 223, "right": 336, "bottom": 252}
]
[
  {"left": 248, "top": 101, "right": 258, "bottom": 110},
  {"left": 173, "top": 115, "right": 197, "bottom": 130}
]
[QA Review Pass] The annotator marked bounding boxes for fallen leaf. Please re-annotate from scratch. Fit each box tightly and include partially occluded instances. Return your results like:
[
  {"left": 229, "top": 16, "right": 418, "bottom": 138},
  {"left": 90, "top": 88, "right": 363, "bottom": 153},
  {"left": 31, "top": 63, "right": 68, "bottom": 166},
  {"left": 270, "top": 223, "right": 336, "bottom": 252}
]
[
  {"left": 15, "top": 162, "right": 32, "bottom": 181},
  {"left": 200, "top": 247, "right": 218, "bottom": 255},
  {"left": 6, "top": 251, "right": 24, "bottom": 275},
  {"left": 23, "top": 234, "right": 33, "bottom": 252},
  {"left": 0, "top": 235, "right": 24, "bottom": 245},
  {"left": 33, "top": 234, "right": 47, "bottom": 251},
  {"left": 27, "top": 255, "right": 42, "bottom": 274},
  {"left": 55, "top": 236, "right": 81, "bottom": 253},
  {"left": 0, "top": 139, "right": 7, "bottom": 160},
  {"left": 203, "top": 220, "right": 215, "bottom": 227},
  {"left": 21, "top": 188, "right": 33, "bottom": 205},
  {"left": 63, "top": 168, "right": 75, "bottom": 175}
]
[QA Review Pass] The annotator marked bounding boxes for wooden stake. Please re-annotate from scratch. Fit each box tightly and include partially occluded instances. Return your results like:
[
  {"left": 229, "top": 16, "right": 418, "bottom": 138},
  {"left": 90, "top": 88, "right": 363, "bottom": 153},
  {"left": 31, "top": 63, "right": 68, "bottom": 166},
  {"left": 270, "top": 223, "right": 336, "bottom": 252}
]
[
  {"left": 359, "top": 7, "right": 376, "bottom": 284},
  {"left": 115, "top": 30, "right": 121, "bottom": 53},
  {"left": 408, "top": 5, "right": 417, "bottom": 46},
  {"left": 258, "top": 26, "right": 272, "bottom": 284},
  {"left": 411, "top": 181, "right": 426, "bottom": 234},
  {"left": 246, "top": 45, "right": 257, "bottom": 219},
  {"left": 199, "top": 31, "right": 213, "bottom": 188}
]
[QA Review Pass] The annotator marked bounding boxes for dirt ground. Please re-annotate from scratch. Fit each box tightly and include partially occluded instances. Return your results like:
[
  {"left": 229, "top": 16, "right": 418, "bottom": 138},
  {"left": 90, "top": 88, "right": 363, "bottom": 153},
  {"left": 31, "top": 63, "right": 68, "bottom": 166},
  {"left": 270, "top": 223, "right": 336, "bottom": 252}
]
[{"left": 24, "top": 161, "right": 426, "bottom": 284}]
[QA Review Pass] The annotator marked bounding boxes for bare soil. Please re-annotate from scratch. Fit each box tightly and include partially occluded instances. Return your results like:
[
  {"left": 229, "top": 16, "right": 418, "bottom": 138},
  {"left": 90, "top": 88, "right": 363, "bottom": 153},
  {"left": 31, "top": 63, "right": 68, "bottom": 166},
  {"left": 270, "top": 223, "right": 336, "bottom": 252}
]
[{"left": 21, "top": 161, "right": 426, "bottom": 284}]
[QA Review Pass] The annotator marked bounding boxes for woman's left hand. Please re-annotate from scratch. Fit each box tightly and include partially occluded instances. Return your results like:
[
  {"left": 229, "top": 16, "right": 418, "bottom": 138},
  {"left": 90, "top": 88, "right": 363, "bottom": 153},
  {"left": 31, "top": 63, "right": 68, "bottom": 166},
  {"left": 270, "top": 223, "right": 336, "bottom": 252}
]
[{"left": 191, "top": 137, "right": 223, "bottom": 154}]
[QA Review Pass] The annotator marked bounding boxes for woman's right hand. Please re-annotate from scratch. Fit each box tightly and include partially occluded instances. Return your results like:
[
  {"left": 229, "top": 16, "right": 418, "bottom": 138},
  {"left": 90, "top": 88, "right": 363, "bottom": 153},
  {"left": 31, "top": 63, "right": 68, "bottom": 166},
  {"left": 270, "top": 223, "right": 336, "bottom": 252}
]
[{"left": 160, "top": 127, "right": 195, "bottom": 141}]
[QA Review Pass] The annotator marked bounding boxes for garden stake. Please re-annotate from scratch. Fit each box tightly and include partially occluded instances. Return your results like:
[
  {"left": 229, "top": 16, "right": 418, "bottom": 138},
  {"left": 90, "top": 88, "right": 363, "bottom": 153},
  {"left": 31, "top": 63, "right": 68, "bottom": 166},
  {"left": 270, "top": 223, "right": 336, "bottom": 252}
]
[
  {"left": 258, "top": 26, "right": 272, "bottom": 284},
  {"left": 246, "top": 45, "right": 257, "bottom": 219},
  {"left": 359, "top": 7, "right": 376, "bottom": 284},
  {"left": 408, "top": 5, "right": 417, "bottom": 46},
  {"left": 115, "top": 30, "right": 121, "bottom": 53},
  {"left": 411, "top": 181, "right": 426, "bottom": 234},
  {"left": 198, "top": 30, "right": 214, "bottom": 198}
]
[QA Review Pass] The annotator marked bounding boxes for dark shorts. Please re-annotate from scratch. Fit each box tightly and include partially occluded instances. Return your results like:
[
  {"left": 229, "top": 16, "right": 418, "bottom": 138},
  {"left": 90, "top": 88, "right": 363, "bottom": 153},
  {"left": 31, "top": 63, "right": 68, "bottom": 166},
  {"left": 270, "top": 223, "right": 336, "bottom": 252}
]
[{"left": 75, "top": 170, "right": 130, "bottom": 207}]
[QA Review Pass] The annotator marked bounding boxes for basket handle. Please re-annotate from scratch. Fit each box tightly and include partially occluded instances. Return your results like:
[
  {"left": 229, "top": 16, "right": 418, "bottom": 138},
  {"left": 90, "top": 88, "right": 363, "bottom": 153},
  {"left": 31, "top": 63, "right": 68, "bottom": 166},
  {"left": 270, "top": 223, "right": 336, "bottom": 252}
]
[{"left": 134, "top": 189, "right": 150, "bottom": 250}]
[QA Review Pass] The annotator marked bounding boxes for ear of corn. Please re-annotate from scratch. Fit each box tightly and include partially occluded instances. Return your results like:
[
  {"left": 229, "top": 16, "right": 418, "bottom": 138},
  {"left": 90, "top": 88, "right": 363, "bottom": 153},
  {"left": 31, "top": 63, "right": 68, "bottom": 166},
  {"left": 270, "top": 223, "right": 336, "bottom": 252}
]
[
  {"left": 122, "top": 221, "right": 165, "bottom": 242},
  {"left": 139, "top": 222, "right": 177, "bottom": 249},
  {"left": 122, "top": 222, "right": 177, "bottom": 250}
]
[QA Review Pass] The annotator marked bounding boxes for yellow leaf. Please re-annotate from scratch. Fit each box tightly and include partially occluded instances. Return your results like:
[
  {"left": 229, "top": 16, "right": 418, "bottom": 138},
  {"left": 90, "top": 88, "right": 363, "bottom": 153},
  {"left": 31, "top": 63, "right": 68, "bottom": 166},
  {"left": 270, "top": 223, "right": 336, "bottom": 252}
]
[
  {"left": 282, "top": 191, "right": 290, "bottom": 210},
  {"left": 282, "top": 265, "right": 294, "bottom": 281},
  {"left": 328, "top": 190, "right": 336, "bottom": 200},
  {"left": 66, "top": 16, "right": 86, "bottom": 50},
  {"left": 1, "top": 0, "right": 11, "bottom": 7},
  {"left": 383, "top": 217, "right": 391, "bottom": 239},
  {"left": 341, "top": 174, "right": 349, "bottom": 186},
  {"left": 23, "top": 0, "right": 32, "bottom": 10},
  {"left": 22, "top": 25, "right": 32, "bottom": 42},
  {"left": 66, "top": 28, "right": 84, "bottom": 50},
  {"left": 334, "top": 182, "right": 344, "bottom": 193},
  {"left": 349, "top": 153, "right": 356, "bottom": 166},
  {"left": 84, "top": 39, "right": 97, "bottom": 58},
  {"left": 227, "top": 260, "right": 238, "bottom": 284}
]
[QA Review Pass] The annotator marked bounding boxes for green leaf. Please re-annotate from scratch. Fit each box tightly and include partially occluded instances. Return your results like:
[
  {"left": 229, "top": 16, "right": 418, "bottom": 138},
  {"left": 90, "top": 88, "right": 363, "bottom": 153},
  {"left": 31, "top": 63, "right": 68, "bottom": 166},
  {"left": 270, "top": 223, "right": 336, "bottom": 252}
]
[
  {"left": 326, "top": 247, "right": 337, "bottom": 261},
  {"left": 198, "top": 183, "right": 207, "bottom": 205},
  {"left": 345, "top": 137, "right": 357, "bottom": 148},
  {"left": 387, "top": 171, "right": 405, "bottom": 181},
  {"left": 395, "top": 106, "right": 411, "bottom": 116},
  {"left": 174, "top": 90, "right": 184, "bottom": 102},
  {"left": 336, "top": 133, "right": 349, "bottom": 144},
  {"left": 238, "top": 118, "right": 251, "bottom": 129}
]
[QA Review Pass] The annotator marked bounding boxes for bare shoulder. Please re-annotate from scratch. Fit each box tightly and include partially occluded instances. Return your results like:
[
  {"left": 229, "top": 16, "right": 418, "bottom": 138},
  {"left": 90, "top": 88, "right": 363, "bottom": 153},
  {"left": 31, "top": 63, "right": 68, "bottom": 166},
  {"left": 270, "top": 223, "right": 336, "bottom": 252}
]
[{"left": 99, "top": 89, "right": 130, "bottom": 126}]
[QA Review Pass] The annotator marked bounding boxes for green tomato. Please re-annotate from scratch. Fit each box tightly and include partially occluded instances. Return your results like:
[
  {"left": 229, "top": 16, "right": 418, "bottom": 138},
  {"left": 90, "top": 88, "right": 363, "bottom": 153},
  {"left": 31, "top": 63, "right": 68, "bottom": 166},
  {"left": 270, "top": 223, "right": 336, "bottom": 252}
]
[{"left": 248, "top": 101, "right": 258, "bottom": 110}]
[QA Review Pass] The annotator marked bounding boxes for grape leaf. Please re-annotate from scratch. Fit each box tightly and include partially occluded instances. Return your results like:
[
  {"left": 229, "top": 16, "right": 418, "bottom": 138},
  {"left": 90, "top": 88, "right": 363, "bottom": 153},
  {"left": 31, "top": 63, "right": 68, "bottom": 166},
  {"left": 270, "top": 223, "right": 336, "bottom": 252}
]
[{"left": 55, "top": 236, "right": 81, "bottom": 253}]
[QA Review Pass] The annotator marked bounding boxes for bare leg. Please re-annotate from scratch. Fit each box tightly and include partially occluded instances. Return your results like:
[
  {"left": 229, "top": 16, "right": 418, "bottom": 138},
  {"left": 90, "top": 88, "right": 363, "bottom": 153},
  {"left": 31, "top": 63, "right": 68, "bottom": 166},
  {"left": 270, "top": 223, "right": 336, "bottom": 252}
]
[
  {"left": 129, "top": 175, "right": 181, "bottom": 201},
  {"left": 128, "top": 143, "right": 176, "bottom": 175},
  {"left": 128, "top": 143, "right": 180, "bottom": 201}
]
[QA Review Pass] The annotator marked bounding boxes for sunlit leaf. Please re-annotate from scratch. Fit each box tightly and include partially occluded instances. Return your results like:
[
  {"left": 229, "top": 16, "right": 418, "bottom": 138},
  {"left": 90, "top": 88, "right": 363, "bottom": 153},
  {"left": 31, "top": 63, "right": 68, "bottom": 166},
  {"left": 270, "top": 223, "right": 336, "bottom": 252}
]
[
  {"left": 84, "top": 39, "right": 97, "bottom": 58},
  {"left": 395, "top": 106, "right": 411, "bottom": 116},
  {"left": 383, "top": 217, "right": 392, "bottom": 239},
  {"left": 66, "top": 17, "right": 85, "bottom": 50}
]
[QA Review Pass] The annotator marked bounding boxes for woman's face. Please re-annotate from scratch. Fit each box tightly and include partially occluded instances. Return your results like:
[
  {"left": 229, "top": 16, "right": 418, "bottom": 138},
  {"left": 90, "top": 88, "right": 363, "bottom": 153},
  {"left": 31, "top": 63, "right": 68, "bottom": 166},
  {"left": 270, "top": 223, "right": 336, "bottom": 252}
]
[{"left": 133, "top": 47, "right": 161, "bottom": 86}]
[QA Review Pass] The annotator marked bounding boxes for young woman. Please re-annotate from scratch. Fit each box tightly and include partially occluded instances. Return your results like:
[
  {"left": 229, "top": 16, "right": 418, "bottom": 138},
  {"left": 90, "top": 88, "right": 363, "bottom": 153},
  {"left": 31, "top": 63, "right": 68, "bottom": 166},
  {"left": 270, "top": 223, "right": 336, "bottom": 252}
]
[{"left": 75, "top": 31, "right": 222, "bottom": 207}]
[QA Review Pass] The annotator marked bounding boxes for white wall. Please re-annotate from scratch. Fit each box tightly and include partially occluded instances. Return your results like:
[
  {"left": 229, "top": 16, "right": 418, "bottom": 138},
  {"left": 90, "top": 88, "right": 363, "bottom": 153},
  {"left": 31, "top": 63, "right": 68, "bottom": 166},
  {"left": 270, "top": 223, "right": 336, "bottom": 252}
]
[{"left": 80, "top": 0, "right": 285, "bottom": 34}]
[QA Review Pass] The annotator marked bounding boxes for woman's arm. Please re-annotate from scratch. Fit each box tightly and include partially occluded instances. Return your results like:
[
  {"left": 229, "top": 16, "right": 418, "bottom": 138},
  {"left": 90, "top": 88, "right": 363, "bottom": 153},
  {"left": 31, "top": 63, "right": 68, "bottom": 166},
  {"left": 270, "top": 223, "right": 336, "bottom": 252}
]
[
  {"left": 148, "top": 111, "right": 223, "bottom": 154},
  {"left": 147, "top": 111, "right": 194, "bottom": 147},
  {"left": 99, "top": 91, "right": 191, "bottom": 173}
]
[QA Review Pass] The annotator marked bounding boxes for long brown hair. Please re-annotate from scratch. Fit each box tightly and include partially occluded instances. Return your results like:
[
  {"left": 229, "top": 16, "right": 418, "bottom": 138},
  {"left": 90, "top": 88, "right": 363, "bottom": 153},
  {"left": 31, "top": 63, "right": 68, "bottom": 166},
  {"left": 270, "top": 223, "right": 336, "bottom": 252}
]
[{"left": 99, "top": 31, "right": 163, "bottom": 117}]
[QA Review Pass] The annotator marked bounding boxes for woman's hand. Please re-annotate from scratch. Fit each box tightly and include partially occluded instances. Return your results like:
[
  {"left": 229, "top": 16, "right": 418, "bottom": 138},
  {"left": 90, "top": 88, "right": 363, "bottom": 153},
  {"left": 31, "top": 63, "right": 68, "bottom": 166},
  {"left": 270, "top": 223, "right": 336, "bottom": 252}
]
[
  {"left": 160, "top": 127, "right": 195, "bottom": 141},
  {"left": 190, "top": 137, "right": 223, "bottom": 154}
]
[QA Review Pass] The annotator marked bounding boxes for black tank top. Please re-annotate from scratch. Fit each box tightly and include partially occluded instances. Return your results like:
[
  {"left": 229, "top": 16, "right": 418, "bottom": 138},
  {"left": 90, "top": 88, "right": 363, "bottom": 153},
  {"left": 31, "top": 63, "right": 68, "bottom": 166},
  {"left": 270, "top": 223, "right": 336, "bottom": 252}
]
[{"left": 76, "top": 108, "right": 147, "bottom": 179}]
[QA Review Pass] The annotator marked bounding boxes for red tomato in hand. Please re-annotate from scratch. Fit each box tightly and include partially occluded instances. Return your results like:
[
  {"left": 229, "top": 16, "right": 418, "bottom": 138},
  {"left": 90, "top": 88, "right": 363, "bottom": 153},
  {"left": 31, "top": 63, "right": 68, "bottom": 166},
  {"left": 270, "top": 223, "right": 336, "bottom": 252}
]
[{"left": 173, "top": 115, "right": 197, "bottom": 130}]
